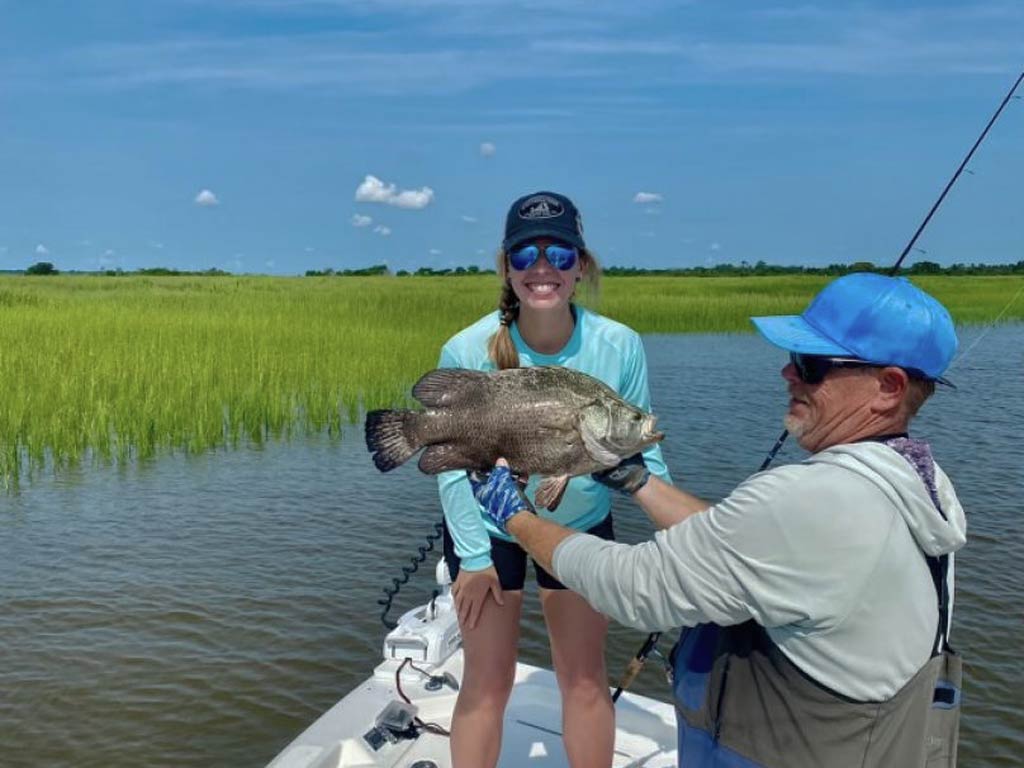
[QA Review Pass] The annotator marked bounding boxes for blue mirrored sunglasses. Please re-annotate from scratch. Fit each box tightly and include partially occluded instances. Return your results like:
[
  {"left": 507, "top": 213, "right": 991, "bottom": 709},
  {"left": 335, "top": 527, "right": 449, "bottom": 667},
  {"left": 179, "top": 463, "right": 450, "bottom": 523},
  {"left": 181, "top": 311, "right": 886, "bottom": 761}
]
[{"left": 508, "top": 243, "right": 579, "bottom": 271}]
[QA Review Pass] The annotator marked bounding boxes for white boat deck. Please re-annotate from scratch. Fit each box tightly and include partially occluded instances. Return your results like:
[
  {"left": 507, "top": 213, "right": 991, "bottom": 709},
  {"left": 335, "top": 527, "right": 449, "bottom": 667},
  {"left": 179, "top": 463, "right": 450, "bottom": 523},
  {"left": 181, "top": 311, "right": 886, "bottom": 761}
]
[
  {"left": 268, "top": 650, "right": 678, "bottom": 768},
  {"left": 268, "top": 567, "right": 676, "bottom": 768}
]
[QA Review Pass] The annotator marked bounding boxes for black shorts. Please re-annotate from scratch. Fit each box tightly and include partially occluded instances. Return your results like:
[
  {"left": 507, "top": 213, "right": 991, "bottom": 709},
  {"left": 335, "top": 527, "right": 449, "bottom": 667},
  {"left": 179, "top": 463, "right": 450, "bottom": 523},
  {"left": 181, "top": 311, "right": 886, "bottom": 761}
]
[{"left": 442, "top": 514, "right": 615, "bottom": 591}]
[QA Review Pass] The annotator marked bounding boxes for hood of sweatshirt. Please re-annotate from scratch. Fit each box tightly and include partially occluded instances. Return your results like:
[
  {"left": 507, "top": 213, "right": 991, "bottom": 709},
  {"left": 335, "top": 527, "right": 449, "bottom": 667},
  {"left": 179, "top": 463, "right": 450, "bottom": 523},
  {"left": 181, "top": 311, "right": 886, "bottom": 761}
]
[{"left": 811, "top": 440, "right": 967, "bottom": 557}]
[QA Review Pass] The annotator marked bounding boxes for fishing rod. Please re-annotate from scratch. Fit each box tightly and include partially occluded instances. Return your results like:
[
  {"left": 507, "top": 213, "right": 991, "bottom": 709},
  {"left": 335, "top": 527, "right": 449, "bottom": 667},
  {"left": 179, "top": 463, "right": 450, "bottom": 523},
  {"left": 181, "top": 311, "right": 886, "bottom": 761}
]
[
  {"left": 612, "top": 68, "right": 1024, "bottom": 702},
  {"left": 757, "top": 67, "right": 1023, "bottom": 473}
]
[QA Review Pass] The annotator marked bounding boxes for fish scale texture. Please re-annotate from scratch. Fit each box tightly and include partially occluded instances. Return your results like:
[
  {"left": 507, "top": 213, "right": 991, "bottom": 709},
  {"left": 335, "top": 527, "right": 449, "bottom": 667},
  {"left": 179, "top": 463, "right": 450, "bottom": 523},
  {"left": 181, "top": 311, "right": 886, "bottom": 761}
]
[{"left": 367, "top": 365, "right": 657, "bottom": 480}]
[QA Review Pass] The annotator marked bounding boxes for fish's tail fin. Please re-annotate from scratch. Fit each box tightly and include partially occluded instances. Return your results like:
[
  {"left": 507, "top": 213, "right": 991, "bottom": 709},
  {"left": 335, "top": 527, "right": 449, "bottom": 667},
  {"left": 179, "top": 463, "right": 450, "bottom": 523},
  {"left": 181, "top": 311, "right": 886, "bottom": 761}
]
[{"left": 365, "top": 410, "right": 423, "bottom": 472}]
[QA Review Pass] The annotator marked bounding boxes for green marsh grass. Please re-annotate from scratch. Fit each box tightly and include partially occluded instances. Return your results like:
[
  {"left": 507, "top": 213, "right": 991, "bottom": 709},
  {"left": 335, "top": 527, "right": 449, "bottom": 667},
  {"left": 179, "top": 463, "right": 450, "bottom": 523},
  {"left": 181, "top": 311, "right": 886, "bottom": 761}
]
[{"left": 1, "top": 273, "right": 1021, "bottom": 489}]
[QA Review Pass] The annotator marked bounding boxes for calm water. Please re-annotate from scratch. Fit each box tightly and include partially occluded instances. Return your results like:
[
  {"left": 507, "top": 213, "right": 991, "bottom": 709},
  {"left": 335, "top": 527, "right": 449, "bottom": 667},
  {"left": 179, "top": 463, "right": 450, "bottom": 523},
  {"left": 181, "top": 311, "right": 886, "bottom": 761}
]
[{"left": 2, "top": 328, "right": 1022, "bottom": 767}]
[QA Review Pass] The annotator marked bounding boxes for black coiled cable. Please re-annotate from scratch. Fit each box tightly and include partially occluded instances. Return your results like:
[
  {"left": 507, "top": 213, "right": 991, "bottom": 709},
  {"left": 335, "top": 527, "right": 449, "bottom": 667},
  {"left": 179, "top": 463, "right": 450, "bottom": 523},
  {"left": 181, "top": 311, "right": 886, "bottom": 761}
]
[{"left": 378, "top": 518, "right": 445, "bottom": 629}]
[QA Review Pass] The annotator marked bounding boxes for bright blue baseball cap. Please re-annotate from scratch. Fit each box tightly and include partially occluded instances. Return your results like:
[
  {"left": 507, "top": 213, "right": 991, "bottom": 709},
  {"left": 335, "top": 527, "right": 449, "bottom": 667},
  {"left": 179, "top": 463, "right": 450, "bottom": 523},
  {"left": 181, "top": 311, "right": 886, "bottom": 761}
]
[{"left": 751, "top": 273, "right": 958, "bottom": 384}]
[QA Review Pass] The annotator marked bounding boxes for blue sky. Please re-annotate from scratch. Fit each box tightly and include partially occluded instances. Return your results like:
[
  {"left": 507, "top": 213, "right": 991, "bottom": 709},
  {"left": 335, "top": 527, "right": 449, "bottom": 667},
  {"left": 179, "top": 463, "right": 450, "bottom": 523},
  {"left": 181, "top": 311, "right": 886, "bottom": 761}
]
[{"left": 1, "top": 1, "right": 1021, "bottom": 275}]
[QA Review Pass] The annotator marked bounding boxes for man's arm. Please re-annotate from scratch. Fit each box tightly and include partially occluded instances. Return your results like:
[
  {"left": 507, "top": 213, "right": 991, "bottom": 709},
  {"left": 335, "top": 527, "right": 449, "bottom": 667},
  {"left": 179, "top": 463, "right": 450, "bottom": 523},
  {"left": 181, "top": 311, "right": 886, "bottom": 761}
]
[
  {"left": 506, "top": 512, "right": 574, "bottom": 574},
  {"left": 633, "top": 476, "right": 711, "bottom": 529},
  {"left": 593, "top": 456, "right": 711, "bottom": 530}
]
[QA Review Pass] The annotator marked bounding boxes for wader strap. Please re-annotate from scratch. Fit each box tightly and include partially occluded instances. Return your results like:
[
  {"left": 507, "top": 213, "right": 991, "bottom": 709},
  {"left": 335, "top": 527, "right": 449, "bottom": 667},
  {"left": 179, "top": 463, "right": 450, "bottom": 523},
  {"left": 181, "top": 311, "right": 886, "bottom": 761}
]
[
  {"left": 880, "top": 436, "right": 951, "bottom": 657},
  {"left": 927, "top": 553, "right": 951, "bottom": 655}
]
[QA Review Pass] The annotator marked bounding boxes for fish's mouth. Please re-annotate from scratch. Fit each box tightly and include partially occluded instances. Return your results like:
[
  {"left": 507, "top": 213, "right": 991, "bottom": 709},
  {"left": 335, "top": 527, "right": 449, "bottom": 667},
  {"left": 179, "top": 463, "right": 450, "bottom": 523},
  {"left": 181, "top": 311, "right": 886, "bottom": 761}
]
[{"left": 643, "top": 415, "right": 664, "bottom": 443}]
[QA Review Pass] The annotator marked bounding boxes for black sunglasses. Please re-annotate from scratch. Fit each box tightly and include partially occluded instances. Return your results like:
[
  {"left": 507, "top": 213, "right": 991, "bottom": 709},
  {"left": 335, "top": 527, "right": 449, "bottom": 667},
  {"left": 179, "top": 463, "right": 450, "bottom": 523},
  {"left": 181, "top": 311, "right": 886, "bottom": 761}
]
[
  {"left": 789, "top": 353, "right": 879, "bottom": 385},
  {"left": 789, "top": 352, "right": 949, "bottom": 388}
]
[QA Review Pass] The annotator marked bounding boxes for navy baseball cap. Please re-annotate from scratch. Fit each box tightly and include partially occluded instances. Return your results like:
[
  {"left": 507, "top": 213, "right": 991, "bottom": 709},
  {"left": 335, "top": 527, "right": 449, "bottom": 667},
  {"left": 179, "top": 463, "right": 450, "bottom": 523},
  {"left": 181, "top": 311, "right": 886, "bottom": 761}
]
[
  {"left": 503, "top": 191, "right": 586, "bottom": 252},
  {"left": 751, "top": 273, "right": 958, "bottom": 384}
]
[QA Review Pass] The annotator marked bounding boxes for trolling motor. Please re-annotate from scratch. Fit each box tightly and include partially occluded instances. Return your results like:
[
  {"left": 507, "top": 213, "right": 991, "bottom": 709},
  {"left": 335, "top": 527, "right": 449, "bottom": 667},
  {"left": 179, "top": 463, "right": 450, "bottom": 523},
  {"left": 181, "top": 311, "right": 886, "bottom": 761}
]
[
  {"left": 382, "top": 559, "right": 461, "bottom": 667},
  {"left": 364, "top": 560, "right": 460, "bottom": 751}
]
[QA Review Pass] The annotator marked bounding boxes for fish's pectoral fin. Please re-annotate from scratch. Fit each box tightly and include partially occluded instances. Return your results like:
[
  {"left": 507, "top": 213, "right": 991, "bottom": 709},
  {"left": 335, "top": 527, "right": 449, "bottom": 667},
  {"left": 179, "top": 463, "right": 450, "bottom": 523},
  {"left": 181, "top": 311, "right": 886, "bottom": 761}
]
[
  {"left": 536, "top": 475, "right": 571, "bottom": 511},
  {"left": 579, "top": 417, "right": 621, "bottom": 467},
  {"left": 412, "top": 368, "right": 490, "bottom": 408},
  {"left": 418, "top": 444, "right": 479, "bottom": 474}
]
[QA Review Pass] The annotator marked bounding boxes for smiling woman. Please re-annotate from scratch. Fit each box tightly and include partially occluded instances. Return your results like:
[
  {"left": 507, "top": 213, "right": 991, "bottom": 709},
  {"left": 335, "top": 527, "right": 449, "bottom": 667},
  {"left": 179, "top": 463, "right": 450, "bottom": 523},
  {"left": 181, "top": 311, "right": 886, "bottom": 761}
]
[{"left": 433, "top": 190, "right": 674, "bottom": 768}]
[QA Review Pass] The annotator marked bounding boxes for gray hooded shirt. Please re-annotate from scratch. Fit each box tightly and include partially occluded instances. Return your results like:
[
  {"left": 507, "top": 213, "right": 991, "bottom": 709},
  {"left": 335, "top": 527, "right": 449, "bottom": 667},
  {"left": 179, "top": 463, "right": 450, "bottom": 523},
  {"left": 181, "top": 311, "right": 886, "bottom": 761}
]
[{"left": 553, "top": 441, "right": 967, "bottom": 701}]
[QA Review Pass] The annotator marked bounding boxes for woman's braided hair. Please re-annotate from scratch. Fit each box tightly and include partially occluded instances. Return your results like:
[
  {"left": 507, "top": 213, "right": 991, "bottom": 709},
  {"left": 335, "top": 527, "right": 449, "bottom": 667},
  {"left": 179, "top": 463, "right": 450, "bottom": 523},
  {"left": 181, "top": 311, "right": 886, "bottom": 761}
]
[{"left": 486, "top": 247, "right": 601, "bottom": 370}]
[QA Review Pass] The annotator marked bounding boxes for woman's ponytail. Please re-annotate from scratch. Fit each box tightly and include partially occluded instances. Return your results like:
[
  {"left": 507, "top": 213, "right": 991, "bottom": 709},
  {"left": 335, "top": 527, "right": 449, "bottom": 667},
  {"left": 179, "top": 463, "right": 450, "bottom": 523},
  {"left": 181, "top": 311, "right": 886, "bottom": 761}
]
[{"left": 487, "top": 252, "right": 521, "bottom": 369}]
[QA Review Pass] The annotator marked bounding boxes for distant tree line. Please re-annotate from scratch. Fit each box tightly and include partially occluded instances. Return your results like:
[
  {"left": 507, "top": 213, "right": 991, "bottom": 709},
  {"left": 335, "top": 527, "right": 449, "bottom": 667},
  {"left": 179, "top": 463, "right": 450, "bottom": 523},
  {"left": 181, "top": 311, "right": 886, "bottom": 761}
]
[
  {"left": 306, "top": 260, "right": 1024, "bottom": 278},
  {"left": 305, "top": 264, "right": 496, "bottom": 277},
  {"left": 21, "top": 263, "right": 231, "bottom": 277},
  {"left": 21, "top": 259, "right": 1024, "bottom": 278},
  {"left": 304, "top": 264, "right": 391, "bottom": 276},
  {"left": 602, "top": 259, "right": 1024, "bottom": 277}
]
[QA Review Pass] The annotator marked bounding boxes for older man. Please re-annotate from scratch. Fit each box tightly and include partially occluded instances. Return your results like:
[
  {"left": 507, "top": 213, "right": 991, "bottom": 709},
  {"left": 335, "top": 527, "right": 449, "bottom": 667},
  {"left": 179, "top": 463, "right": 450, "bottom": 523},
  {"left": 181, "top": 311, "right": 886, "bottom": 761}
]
[{"left": 471, "top": 273, "right": 967, "bottom": 767}]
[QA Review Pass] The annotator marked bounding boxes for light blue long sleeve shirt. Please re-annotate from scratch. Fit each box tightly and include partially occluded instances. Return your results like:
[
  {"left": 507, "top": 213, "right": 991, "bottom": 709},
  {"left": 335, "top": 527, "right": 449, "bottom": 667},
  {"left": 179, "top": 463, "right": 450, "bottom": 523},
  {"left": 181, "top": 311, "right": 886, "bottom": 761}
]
[{"left": 437, "top": 305, "right": 672, "bottom": 572}]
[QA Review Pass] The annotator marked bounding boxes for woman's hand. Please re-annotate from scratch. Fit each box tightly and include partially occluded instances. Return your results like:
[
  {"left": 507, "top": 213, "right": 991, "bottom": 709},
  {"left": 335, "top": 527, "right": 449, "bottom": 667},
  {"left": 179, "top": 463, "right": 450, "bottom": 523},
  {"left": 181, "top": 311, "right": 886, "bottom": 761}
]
[
  {"left": 451, "top": 566, "right": 505, "bottom": 630},
  {"left": 468, "top": 460, "right": 534, "bottom": 533}
]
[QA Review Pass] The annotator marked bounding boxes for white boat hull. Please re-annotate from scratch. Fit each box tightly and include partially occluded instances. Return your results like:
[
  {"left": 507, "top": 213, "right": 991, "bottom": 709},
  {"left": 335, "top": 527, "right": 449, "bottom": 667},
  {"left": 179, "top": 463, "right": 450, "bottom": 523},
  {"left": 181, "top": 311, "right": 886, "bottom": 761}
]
[
  {"left": 268, "top": 649, "right": 678, "bottom": 768},
  {"left": 268, "top": 562, "right": 677, "bottom": 767}
]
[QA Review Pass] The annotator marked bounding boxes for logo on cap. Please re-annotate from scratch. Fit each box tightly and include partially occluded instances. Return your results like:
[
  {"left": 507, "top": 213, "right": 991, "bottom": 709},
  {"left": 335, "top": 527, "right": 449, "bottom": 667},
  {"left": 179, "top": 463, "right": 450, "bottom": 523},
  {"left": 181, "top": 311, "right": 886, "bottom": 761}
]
[{"left": 519, "top": 195, "right": 563, "bottom": 220}]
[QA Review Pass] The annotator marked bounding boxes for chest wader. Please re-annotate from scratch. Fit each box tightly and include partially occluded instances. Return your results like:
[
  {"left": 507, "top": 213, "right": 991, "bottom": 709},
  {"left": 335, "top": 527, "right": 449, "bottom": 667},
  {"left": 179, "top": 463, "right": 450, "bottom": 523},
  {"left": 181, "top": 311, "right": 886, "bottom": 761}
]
[{"left": 669, "top": 439, "right": 962, "bottom": 767}]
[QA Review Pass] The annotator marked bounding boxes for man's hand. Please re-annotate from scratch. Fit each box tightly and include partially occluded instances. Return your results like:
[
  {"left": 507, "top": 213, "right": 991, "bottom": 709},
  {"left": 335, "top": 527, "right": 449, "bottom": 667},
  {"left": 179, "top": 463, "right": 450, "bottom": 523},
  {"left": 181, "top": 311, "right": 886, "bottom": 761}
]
[
  {"left": 591, "top": 453, "right": 650, "bottom": 494},
  {"left": 468, "top": 462, "right": 534, "bottom": 533},
  {"left": 451, "top": 566, "right": 504, "bottom": 630}
]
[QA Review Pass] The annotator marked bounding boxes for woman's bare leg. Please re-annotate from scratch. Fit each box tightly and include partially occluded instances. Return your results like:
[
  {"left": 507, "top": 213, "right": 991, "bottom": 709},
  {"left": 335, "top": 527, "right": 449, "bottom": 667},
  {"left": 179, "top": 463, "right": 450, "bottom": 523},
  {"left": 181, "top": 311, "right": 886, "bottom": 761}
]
[
  {"left": 540, "top": 587, "right": 614, "bottom": 768},
  {"left": 450, "top": 589, "right": 523, "bottom": 768}
]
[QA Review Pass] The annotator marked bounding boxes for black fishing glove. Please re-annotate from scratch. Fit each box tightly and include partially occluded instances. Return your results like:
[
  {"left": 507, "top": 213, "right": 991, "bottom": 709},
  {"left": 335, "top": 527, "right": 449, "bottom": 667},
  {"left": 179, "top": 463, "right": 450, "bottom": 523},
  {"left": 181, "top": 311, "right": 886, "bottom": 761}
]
[{"left": 591, "top": 453, "right": 650, "bottom": 495}]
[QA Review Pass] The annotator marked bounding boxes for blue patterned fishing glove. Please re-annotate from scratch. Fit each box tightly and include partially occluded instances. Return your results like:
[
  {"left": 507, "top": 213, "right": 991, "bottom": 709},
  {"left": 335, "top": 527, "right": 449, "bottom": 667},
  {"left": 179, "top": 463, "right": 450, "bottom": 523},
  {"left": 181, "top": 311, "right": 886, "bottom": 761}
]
[
  {"left": 591, "top": 453, "right": 650, "bottom": 495},
  {"left": 468, "top": 466, "right": 535, "bottom": 534}
]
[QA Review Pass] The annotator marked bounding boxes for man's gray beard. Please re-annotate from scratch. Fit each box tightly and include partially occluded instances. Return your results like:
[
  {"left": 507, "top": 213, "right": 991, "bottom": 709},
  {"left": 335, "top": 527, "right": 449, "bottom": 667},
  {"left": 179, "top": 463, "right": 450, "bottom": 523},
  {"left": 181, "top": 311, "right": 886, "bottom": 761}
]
[{"left": 784, "top": 413, "right": 806, "bottom": 439}]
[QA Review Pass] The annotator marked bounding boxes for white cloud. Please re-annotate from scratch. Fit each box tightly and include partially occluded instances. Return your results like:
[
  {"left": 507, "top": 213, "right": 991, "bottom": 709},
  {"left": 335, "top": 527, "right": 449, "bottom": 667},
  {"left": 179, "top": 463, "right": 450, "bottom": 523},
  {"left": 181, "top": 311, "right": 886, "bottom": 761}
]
[
  {"left": 305, "top": 246, "right": 315, "bottom": 253},
  {"left": 355, "top": 175, "right": 395, "bottom": 203},
  {"left": 461, "top": 215, "right": 478, "bottom": 223},
  {"left": 374, "top": 225, "right": 392, "bottom": 236},
  {"left": 195, "top": 189, "right": 220, "bottom": 206},
  {"left": 355, "top": 174, "right": 434, "bottom": 209},
  {"left": 429, "top": 248, "right": 442, "bottom": 255},
  {"left": 710, "top": 242, "right": 722, "bottom": 251},
  {"left": 265, "top": 259, "right": 275, "bottom": 269},
  {"left": 480, "top": 141, "right": 496, "bottom": 157},
  {"left": 35, "top": 244, "right": 49, "bottom": 255},
  {"left": 150, "top": 241, "right": 164, "bottom": 249},
  {"left": 351, "top": 213, "right": 373, "bottom": 227},
  {"left": 633, "top": 192, "right": 663, "bottom": 204},
  {"left": 390, "top": 187, "right": 434, "bottom": 209}
]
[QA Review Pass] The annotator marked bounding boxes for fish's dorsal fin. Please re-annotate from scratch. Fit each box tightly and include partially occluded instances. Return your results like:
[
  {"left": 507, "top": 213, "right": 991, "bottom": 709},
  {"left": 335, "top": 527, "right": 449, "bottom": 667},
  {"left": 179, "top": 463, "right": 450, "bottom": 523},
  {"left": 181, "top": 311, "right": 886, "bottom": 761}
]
[
  {"left": 412, "top": 368, "right": 490, "bottom": 408},
  {"left": 536, "top": 475, "right": 570, "bottom": 511},
  {"left": 580, "top": 414, "right": 621, "bottom": 467}
]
